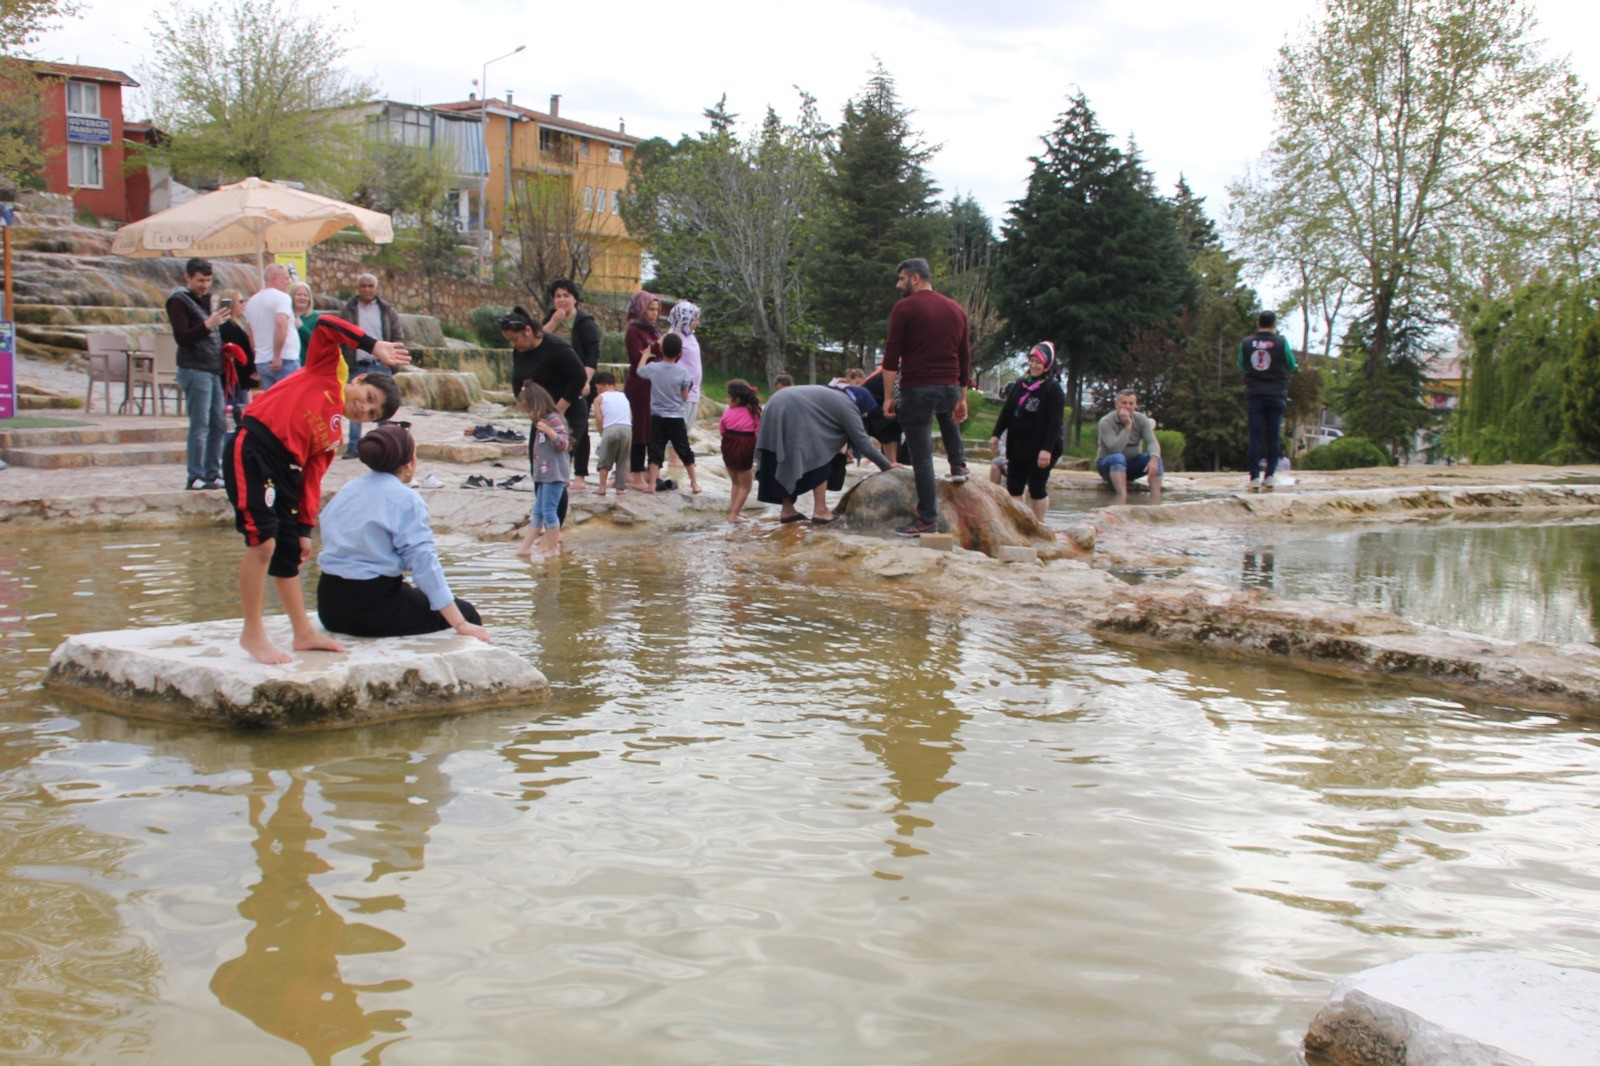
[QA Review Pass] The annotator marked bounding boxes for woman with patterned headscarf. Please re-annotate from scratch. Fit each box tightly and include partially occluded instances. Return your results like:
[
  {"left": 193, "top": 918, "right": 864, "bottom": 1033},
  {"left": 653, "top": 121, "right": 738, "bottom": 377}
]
[
  {"left": 987, "top": 341, "right": 1065, "bottom": 520},
  {"left": 623, "top": 291, "right": 662, "bottom": 490},
  {"left": 667, "top": 300, "right": 703, "bottom": 433}
]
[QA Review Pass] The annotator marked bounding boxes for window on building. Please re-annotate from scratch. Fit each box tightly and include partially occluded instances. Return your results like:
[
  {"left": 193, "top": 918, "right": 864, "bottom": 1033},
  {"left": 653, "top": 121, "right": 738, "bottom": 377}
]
[
  {"left": 583, "top": 186, "right": 593, "bottom": 211},
  {"left": 68, "top": 143, "right": 103, "bottom": 188},
  {"left": 390, "top": 106, "right": 429, "bottom": 147},
  {"left": 65, "top": 81, "right": 100, "bottom": 117},
  {"left": 578, "top": 138, "right": 589, "bottom": 159},
  {"left": 611, "top": 190, "right": 620, "bottom": 215},
  {"left": 608, "top": 146, "right": 624, "bottom": 164},
  {"left": 595, "top": 188, "right": 606, "bottom": 214},
  {"left": 540, "top": 128, "right": 557, "bottom": 153}
]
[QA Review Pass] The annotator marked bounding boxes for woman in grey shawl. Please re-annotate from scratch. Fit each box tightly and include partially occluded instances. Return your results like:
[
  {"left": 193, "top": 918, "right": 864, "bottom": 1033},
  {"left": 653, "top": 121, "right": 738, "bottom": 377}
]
[{"left": 754, "top": 385, "right": 892, "bottom": 524}]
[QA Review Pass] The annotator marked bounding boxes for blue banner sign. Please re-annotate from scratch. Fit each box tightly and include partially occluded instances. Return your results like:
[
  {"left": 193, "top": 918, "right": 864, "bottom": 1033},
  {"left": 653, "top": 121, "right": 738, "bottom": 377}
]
[{"left": 66, "top": 116, "right": 112, "bottom": 145}]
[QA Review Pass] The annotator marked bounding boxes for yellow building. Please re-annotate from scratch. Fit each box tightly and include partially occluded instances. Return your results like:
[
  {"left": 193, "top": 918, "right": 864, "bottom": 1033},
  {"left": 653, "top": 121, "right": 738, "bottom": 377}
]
[{"left": 434, "top": 93, "right": 642, "bottom": 295}]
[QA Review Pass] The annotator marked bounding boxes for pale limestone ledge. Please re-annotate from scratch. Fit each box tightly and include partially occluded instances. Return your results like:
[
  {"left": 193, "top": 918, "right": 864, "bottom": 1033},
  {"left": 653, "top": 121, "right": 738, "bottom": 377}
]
[
  {"left": 1305, "top": 952, "right": 1600, "bottom": 1066},
  {"left": 46, "top": 619, "right": 547, "bottom": 730}
]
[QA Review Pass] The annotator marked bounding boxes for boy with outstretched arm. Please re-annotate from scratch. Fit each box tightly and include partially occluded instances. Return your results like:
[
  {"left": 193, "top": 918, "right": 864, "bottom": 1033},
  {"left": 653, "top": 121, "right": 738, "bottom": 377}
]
[{"left": 224, "top": 315, "right": 409, "bottom": 664}]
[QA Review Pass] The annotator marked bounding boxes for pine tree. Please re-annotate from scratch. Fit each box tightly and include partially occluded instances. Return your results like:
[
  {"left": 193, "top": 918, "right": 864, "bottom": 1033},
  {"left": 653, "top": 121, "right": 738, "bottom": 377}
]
[
  {"left": 809, "top": 63, "right": 943, "bottom": 367},
  {"left": 993, "top": 93, "right": 1190, "bottom": 441}
]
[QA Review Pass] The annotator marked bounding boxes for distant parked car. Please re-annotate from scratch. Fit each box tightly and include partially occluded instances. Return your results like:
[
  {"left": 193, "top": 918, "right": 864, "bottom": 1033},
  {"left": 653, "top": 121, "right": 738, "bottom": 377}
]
[{"left": 1296, "top": 425, "right": 1343, "bottom": 454}]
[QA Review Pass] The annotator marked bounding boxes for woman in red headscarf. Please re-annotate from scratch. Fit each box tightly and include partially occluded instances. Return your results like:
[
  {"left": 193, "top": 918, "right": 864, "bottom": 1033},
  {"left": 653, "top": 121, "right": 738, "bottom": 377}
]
[{"left": 622, "top": 291, "right": 661, "bottom": 490}]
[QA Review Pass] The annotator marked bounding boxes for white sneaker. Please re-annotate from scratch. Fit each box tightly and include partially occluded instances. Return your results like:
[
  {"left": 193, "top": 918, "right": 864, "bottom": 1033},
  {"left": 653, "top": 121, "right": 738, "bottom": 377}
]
[
  {"left": 418, "top": 473, "right": 445, "bottom": 489},
  {"left": 1248, "top": 479, "right": 1260, "bottom": 493},
  {"left": 1263, "top": 475, "right": 1277, "bottom": 491}
]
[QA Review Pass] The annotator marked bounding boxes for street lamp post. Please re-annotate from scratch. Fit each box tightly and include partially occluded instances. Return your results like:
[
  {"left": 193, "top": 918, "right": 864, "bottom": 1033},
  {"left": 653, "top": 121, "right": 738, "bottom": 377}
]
[{"left": 477, "top": 45, "right": 525, "bottom": 267}]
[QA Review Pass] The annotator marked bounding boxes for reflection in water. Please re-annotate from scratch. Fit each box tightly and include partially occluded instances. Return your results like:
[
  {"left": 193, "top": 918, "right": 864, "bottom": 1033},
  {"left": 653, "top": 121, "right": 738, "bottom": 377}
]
[
  {"left": 852, "top": 614, "right": 968, "bottom": 859},
  {"left": 210, "top": 771, "right": 410, "bottom": 1064},
  {"left": 0, "top": 729, "right": 161, "bottom": 1062},
  {"left": 1214, "top": 521, "right": 1600, "bottom": 644},
  {"left": 0, "top": 528, "right": 1598, "bottom": 1064}
]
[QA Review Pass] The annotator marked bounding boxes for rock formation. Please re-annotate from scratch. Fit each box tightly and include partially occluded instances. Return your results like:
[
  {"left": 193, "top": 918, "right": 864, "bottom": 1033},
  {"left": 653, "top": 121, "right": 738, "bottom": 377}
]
[
  {"left": 47, "top": 619, "right": 548, "bottom": 730},
  {"left": 1305, "top": 952, "right": 1600, "bottom": 1065},
  {"left": 836, "top": 468, "right": 1063, "bottom": 557}
]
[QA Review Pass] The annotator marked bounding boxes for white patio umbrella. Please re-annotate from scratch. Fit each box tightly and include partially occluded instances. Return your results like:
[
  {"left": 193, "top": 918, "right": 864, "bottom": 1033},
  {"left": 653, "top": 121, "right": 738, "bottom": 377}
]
[{"left": 110, "top": 176, "right": 393, "bottom": 281}]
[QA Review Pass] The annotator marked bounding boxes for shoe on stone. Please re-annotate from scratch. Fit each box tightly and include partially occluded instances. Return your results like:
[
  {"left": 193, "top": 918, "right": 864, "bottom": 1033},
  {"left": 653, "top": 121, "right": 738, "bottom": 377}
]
[
  {"left": 341, "top": 446, "right": 359, "bottom": 460},
  {"left": 1263, "top": 475, "right": 1277, "bottom": 491},
  {"left": 472, "top": 424, "right": 498, "bottom": 441},
  {"left": 418, "top": 473, "right": 445, "bottom": 489},
  {"left": 894, "top": 518, "right": 939, "bottom": 537},
  {"left": 945, "top": 466, "right": 969, "bottom": 484},
  {"left": 1248, "top": 479, "right": 1261, "bottom": 493},
  {"left": 186, "top": 478, "right": 207, "bottom": 491},
  {"left": 206, "top": 478, "right": 226, "bottom": 490}
]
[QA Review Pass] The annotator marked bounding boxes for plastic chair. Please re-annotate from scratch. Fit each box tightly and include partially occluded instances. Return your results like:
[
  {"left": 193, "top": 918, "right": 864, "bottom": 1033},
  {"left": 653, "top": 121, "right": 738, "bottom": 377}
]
[
  {"left": 129, "top": 335, "right": 186, "bottom": 416},
  {"left": 84, "top": 334, "right": 132, "bottom": 414}
]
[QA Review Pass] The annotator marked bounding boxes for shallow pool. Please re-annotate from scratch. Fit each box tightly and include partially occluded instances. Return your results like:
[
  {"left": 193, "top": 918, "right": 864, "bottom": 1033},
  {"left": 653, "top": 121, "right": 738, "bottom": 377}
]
[
  {"left": 1112, "top": 518, "right": 1600, "bottom": 646},
  {"left": 1, "top": 528, "right": 1597, "bottom": 1064}
]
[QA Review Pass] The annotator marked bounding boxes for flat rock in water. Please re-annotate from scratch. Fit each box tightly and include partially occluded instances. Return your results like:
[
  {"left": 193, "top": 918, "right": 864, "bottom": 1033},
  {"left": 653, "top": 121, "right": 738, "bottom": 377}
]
[
  {"left": 46, "top": 619, "right": 547, "bottom": 730},
  {"left": 1304, "top": 952, "right": 1600, "bottom": 1066}
]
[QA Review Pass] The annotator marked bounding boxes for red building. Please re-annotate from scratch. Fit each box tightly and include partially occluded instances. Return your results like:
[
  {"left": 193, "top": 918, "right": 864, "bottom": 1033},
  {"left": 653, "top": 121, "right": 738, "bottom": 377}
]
[{"left": 5, "top": 60, "right": 142, "bottom": 222}]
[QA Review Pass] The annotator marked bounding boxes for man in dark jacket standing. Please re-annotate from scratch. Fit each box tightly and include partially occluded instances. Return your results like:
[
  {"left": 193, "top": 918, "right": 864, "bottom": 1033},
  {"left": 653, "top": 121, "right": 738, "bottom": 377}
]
[
  {"left": 165, "top": 257, "right": 232, "bottom": 490},
  {"left": 339, "top": 273, "right": 406, "bottom": 457},
  {"left": 1238, "top": 310, "right": 1298, "bottom": 491}
]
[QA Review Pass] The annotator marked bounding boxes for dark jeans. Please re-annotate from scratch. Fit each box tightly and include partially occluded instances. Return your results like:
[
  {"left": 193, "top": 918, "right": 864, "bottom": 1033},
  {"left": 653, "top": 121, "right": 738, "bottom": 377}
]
[
  {"left": 1246, "top": 393, "right": 1288, "bottom": 481},
  {"left": 176, "top": 367, "right": 226, "bottom": 482},
  {"left": 898, "top": 383, "right": 966, "bottom": 524}
]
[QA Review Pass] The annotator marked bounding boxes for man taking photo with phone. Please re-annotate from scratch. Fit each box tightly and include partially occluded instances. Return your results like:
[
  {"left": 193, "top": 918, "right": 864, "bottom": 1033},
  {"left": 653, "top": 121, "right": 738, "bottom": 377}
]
[{"left": 165, "top": 257, "right": 232, "bottom": 490}]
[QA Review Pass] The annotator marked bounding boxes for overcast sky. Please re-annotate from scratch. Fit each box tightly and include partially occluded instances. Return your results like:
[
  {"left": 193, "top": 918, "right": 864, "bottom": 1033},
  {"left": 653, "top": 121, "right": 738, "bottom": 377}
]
[{"left": 33, "top": 0, "right": 1600, "bottom": 260}]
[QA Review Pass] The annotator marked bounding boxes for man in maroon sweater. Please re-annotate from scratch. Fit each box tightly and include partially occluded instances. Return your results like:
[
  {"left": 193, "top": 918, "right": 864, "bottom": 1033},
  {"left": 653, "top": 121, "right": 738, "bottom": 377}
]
[{"left": 881, "top": 257, "right": 971, "bottom": 536}]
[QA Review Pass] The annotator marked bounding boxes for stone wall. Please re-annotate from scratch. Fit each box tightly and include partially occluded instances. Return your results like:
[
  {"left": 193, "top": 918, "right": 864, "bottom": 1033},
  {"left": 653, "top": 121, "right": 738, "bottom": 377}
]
[{"left": 307, "top": 240, "right": 630, "bottom": 334}]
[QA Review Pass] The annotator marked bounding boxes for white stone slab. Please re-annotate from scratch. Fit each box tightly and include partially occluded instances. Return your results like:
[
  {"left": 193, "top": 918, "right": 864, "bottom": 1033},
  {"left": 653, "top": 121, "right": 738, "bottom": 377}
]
[
  {"left": 47, "top": 618, "right": 547, "bottom": 730},
  {"left": 1305, "top": 952, "right": 1600, "bottom": 1066}
]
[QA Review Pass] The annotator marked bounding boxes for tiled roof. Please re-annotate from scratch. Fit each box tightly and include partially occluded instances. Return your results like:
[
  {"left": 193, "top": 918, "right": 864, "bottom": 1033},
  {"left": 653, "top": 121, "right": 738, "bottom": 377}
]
[
  {"left": 4, "top": 58, "right": 140, "bottom": 87},
  {"left": 431, "top": 99, "right": 640, "bottom": 146}
]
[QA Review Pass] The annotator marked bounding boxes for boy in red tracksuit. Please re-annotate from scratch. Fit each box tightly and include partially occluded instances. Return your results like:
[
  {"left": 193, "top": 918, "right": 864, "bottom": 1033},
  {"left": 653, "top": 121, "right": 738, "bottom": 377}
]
[{"left": 224, "top": 315, "right": 408, "bottom": 664}]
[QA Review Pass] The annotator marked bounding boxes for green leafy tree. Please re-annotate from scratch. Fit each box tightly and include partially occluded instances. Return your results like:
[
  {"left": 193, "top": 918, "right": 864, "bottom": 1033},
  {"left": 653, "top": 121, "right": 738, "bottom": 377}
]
[
  {"left": 1327, "top": 313, "right": 1434, "bottom": 458},
  {"left": 1563, "top": 317, "right": 1600, "bottom": 461},
  {"left": 1, "top": 0, "right": 79, "bottom": 51},
  {"left": 624, "top": 92, "right": 828, "bottom": 385},
  {"left": 1235, "top": 0, "right": 1600, "bottom": 433},
  {"left": 1463, "top": 274, "right": 1600, "bottom": 463},
  {"left": 994, "top": 93, "right": 1191, "bottom": 442},
  {"left": 808, "top": 62, "right": 942, "bottom": 365},
  {"left": 937, "top": 194, "right": 1007, "bottom": 378},
  {"left": 138, "top": 0, "right": 372, "bottom": 189},
  {"left": 348, "top": 139, "right": 470, "bottom": 312},
  {"left": 1, "top": 0, "right": 81, "bottom": 186}
]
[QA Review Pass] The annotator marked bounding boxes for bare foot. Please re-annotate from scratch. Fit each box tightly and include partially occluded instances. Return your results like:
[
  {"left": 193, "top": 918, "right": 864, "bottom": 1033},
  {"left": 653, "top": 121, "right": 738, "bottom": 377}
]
[
  {"left": 691, "top": 485, "right": 703, "bottom": 495},
  {"left": 241, "top": 632, "right": 294, "bottom": 665},
  {"left": 293, "top": 631, "right": 347, "bottom": 654},
  {"left": 729, "top": 514, "right": 749, "bottom": 523}
]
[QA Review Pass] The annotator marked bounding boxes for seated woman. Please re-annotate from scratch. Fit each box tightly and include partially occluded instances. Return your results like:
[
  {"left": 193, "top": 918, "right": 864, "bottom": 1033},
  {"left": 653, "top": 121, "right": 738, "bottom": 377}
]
[
  {"left": 754, "top": 384, "right": 893, "bottom": 524},
  {"left": 316, "top": 422, "right": 490, "bottom": 642}
]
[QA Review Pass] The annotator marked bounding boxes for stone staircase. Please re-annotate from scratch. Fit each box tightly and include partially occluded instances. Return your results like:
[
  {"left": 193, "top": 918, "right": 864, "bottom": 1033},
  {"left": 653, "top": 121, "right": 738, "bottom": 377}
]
[{"left": 0, "top": 424, "right": 188, "bottom": 468}]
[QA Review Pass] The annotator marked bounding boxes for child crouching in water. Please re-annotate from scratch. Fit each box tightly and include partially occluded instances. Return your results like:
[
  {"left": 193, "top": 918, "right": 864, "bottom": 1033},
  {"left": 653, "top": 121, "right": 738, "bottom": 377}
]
[
  {"left": 316, "top": 422, "right": 490, "bottom": 642},
  {"left": 518, "top": 382, "right": 570, "bottom": 558},
  {"left": 720, "top": 379, "right": 762, "bottom": 522},
  {"left": 592, "top": 370, "right": 631, "bottom": 497}
]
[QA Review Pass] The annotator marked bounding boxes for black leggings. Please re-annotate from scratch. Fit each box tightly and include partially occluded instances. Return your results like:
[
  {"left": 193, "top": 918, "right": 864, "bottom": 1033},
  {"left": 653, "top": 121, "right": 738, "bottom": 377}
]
[{"left": 316, "top": 572, "right": 481, "bottom": 637}]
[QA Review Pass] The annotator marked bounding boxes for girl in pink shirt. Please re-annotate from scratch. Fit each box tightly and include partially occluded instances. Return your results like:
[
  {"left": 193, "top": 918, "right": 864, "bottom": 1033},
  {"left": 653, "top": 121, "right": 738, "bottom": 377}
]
[{"left": 719, "top": 379, "right": 762, "bottom": 522}]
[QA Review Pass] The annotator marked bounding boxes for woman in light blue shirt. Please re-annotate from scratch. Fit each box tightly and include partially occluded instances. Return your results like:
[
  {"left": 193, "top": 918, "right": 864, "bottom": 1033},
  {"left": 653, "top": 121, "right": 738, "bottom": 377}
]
[{"left": 316, "top": 423, "right": 490, "bottom": 642}]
